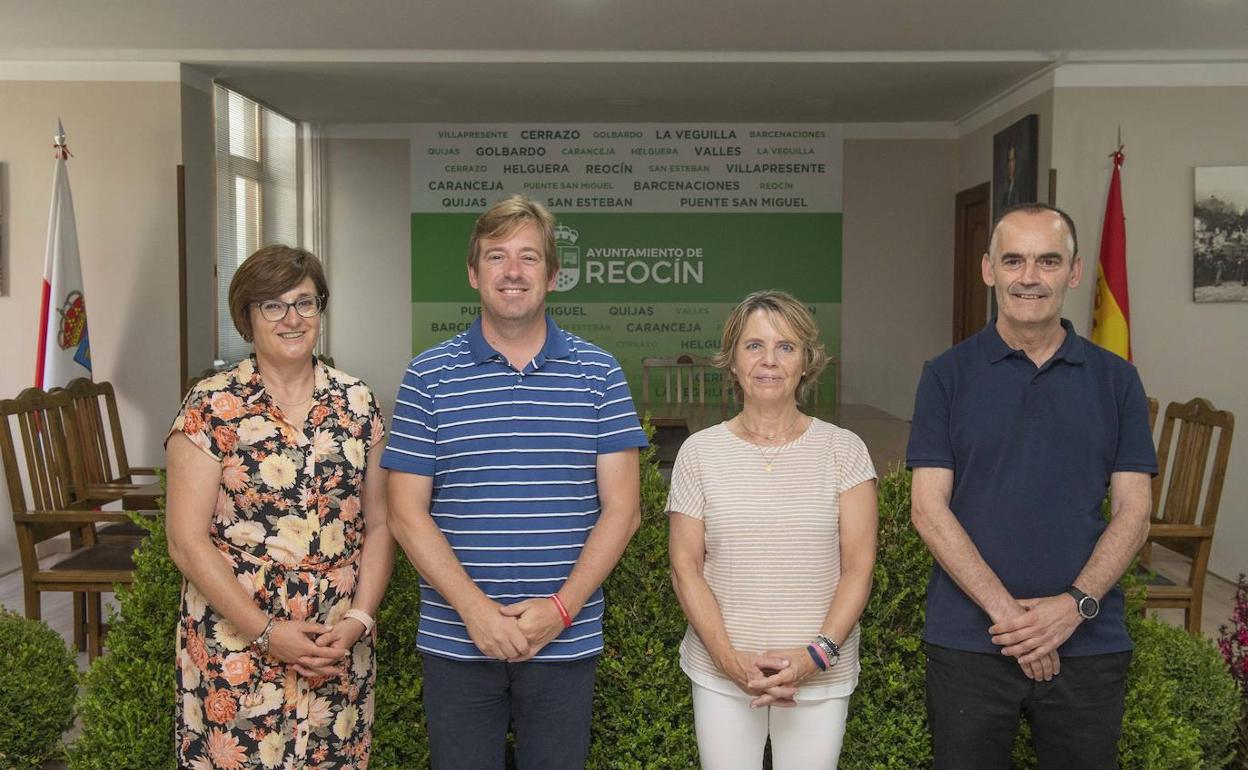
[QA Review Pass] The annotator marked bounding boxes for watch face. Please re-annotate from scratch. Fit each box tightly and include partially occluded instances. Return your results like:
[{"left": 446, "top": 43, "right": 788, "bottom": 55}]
[{"left": 1078, "top": 595, "right": 1100, "bottom": 619}]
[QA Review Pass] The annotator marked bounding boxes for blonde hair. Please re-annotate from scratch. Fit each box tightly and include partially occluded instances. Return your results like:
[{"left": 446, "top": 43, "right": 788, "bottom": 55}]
[
  {"left": 467, "top": 195, "right": 559, "bottom": 278},
  {"left": 714, "top": 290, "right": 828, "bottom": 405}
]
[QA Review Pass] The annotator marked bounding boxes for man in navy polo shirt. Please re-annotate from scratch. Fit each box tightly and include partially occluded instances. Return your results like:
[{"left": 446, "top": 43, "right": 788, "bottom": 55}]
[
  {"left": 383, "top": 195, "right": 648, "bottom": 769},
  {"left": 907, "top": 203, "right": 1156, "bottom": 769}
]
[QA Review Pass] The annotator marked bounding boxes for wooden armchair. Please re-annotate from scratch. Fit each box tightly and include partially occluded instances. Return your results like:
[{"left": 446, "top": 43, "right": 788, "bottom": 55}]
[
  {"left": 1141, "top": 397, "right": 1234, "bottom": 634},
  {"left": 0, "top": 387, "right": 137, "bottom": 659},
  {"left": 641, "top": 354, "right": 721, "bottom": 408},
  {"left": 55, "top": 378, "right": 162, "bottom": 515}
]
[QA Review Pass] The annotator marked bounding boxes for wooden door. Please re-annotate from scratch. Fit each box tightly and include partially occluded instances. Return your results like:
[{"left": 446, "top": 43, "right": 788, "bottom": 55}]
[{"left": 953, "top": 183, "right": 991, "bottom": 344}]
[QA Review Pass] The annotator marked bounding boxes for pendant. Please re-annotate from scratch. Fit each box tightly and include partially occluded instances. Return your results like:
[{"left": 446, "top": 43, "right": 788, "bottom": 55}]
[{"left": 764, "top": 462, "right": 772, "bottom": 472}]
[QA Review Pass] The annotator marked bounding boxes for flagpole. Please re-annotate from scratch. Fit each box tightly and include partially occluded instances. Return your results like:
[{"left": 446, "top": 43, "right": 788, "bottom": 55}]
[
  {"left": 33, "top": 121, "right": 66, "bottom": 387},
  {"left": 1090, "top": 139, "right": 1132, "bottom": 362},
  {"left": 36, "top": 119, "right": 92, "bottom": 389}
]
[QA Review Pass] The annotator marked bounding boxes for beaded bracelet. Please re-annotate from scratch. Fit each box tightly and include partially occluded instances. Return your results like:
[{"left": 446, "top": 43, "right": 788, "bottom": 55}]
[
  {"left": 250, "top": 618, "right": 275, "bottom": 655},
  {"left": 815, "top": 634, "right": 841, "bottom": 668}
]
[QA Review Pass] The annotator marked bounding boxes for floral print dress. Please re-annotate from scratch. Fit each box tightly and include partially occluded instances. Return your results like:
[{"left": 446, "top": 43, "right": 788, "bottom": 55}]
[{"left": 170, "top": 356, "right": 386, "bottom": 769}]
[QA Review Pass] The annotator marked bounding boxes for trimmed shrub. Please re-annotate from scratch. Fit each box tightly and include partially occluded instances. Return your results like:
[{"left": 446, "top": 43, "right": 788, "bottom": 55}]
[
  {"left": 841, "top": 466, "right": 932, "bottom": 768},
  {"left": 68, "top": 508, "right": 181, "bottom": 770},
  {"left": 588, "top": 429, "right": 698, "bottom": 768},
  {"left": 68, "top": 447, "right": 1240, "bottom": 769},
  {"left": 0, "top": 607, "right": 78, "bottom": 770},
  {"left": 1139, "top": 614, "right": 1240, "bottom": 768},
  {"left": 369, "top": 553, "right": 429, "bottom": 769}
]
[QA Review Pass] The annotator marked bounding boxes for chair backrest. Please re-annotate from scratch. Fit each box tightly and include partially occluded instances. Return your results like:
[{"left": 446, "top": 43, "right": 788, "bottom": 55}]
[
  {"left": 0, "top": 388, "right": 86, "bottom": 563},
  {"left": 1147, "top": 396, "right": 1159, "bottom": 433},
  {"left": 55, "top": 378, "right": 132, "bottom": 489},
  {"left": 1152, "top": 398, "right": 1235, "bottom": 550},
  {"left": 641, "top": 355, "right": 720, "bottom": 406}
]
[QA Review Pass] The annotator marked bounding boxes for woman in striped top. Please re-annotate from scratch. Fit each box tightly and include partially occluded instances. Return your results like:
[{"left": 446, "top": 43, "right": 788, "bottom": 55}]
[{"left": 668, "top": 290, "right": 878, "bottom": 769}]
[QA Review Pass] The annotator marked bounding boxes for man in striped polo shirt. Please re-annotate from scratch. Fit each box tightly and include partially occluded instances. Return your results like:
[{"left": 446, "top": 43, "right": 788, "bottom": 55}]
[{"left": 383, "top": 195, "right": 648, "bottom": 769}]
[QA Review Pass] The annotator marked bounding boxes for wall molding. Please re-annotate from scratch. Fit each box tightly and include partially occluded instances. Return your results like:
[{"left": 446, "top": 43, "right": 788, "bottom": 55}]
[{"left": 0, "top": 60, "right": 182, "bottom": 81}]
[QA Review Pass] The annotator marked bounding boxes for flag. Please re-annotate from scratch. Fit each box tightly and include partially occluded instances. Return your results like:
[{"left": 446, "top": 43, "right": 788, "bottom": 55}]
[
  {"left": 1091, "top": 148, "right": 1131, "bottom": 361},
  {"left": 35, "top": 120, "right": 92, "bottom": 389}
]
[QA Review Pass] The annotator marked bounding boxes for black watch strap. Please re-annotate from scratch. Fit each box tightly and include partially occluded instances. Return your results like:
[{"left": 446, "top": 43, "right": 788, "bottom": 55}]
[{"left": 1066, "top": 586, "right": 1099, "bottom": 619}]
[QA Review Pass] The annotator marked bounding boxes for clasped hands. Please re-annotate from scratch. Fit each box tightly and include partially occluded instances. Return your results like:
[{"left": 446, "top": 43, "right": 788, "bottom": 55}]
[
  {"left": 988, "top": 594, "right": 1084, "bottom": 682},
  {"left": 724, "top": 648, "right": 819, "bottom": 709},
  {"left": 266, "top": 616, "right": 370, "bottom": 679},
  {"left": 464, "top": 597, "right": 568, "bottom": 662}
]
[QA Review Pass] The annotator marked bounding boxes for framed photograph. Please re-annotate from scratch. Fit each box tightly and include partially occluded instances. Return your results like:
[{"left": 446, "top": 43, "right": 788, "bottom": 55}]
[
  {"left": 992, "top": 114, "right": 1039, "bottom": 223},
  {"left": 1194, "top": 166, "right": 1248, "bottom": 303}
]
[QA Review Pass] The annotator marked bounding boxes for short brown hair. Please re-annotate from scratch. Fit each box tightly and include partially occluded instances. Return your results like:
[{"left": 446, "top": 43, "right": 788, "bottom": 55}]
[
  {"left": 714, "top": 290, "right": 829, "bottom": 405},
  {"left": 228, "top": 245, "right": 329, "bottom": 342},
  {"left": 467, "top": 195, "right": 559, "bottom": 278}
]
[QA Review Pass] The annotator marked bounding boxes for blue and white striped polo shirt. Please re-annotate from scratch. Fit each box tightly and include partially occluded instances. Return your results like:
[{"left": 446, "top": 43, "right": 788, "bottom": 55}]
[{"left": 381, "top": 315, "right": 648, "bottom": 661}]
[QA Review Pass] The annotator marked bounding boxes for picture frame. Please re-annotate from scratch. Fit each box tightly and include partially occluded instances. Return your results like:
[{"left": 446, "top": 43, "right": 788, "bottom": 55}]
[
  {"left": 1194, "top": 166, "right": 1248, "bottom": 303},
  {"left": 992, "top": 114, "right": 1039, "bottom": 224}
]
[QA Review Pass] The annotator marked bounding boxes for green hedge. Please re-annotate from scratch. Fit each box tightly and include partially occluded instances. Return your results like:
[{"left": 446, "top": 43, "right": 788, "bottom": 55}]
[
  {"left": 69, "top": 507, "right": 181, "bottom": 770},
  {"left": 69, "top": 447, "right": 1239, "bottom": 769},
  {"left": 0, "top": 607, "right": 78, "bottom": 770}
]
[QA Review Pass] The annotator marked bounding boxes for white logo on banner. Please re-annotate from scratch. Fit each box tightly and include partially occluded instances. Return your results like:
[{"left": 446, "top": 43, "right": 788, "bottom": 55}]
[{"left": 554, "top": 223, "right": 580, "bottom": 292}]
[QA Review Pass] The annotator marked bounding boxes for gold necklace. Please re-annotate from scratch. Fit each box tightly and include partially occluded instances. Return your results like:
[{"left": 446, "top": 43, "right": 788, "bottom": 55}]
[
  {"left": 738, "top": 413, "right": 803, "bottom": 472},
  {"left": 271, "top": 388, "right": 313, "bottom": 410},
  {"left": 738, "top": 412, "right": 802, "bottom": 442}
]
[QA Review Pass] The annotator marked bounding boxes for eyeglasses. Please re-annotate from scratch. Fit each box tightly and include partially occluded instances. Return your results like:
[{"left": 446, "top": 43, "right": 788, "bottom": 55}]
[{"left": 255, "top": 295, "right": 324, "bottom": 322}]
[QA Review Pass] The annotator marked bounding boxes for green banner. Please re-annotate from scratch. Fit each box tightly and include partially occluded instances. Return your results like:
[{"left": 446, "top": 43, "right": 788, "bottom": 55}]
[{"left": 410, "top": 212, "right": 842, "bottom": 404}]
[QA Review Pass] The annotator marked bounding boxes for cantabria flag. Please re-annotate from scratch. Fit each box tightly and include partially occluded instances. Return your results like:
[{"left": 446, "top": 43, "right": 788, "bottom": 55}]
[
  {"left": 35, "top": 121, "right": 92, "bottom": 388},
  {"left": 1091, "top": 149, "right": 1131, "bottom": 361}
]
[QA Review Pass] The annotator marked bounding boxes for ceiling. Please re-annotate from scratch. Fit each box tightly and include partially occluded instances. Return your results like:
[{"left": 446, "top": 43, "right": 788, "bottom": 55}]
[{"left": 2, "top": 0, "right": 1246, "bottom": 123}]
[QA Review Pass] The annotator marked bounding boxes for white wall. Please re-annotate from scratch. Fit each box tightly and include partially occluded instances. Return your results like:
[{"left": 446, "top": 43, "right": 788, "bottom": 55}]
[
  {"left": 842, "top": 138, "right": 957, "bottom": 420},
  {"left": 0, "top": 78, "right": 188, "bottom": 574},
  {"left": 1050, "top": 85, "right": 1248, "bottom": 582},
  {"left": 322, "top": 138, "right": 412, "bottom": 416}
]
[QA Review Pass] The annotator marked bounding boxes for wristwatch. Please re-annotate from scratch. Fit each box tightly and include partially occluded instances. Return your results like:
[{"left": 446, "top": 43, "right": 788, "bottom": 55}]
[{"left": 1066, "top": 586, "right": 1100, "bottom": 620}]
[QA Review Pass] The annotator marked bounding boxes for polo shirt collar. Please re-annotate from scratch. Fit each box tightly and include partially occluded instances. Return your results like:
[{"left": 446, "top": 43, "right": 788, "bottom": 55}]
[
  {"left": 466, "top": 314, "right": 574, "bottom": 368},
  {"left": 980, "top": 317, "right": 1086, "bottom": 365}
]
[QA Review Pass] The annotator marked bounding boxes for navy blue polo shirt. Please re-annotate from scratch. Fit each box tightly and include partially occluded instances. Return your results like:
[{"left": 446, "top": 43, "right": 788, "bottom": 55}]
[{"left": 906, "top": 319, "right": 1157, "bottom": 656}]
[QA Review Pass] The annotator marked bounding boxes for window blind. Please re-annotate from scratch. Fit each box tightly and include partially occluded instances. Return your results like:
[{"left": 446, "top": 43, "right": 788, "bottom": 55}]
[{"left": 214, "top": 84, "right": 299, "bottom": 364}]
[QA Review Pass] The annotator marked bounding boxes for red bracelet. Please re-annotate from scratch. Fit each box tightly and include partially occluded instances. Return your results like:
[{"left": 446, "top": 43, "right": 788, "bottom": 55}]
[{"left": 549, "top": 594, "right": 573, "bottom": 629}]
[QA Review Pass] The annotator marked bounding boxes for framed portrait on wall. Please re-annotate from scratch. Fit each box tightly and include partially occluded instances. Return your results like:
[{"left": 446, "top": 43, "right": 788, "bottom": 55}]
[
  {"left": 992, "top": 114, "right": 1039, "bottom": 223},
  {"left": 1194, "top": 166, "right": 1248, "bottom": 303}
]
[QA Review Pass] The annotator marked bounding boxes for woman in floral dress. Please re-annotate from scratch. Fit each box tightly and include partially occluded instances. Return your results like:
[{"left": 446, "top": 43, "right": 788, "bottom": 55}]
[{"left": 167, "top": 245, "right": 393, "bottom": 769}]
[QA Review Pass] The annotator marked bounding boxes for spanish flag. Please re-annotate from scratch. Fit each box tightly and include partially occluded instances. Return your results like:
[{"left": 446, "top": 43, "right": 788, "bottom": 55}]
[{"left": 1091, "top": 149, "right": 1131, "bottom": 361}]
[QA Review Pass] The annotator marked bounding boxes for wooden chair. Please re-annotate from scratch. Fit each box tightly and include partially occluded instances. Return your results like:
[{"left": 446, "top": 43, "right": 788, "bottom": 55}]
[
  {"left": 1141, "top": 398, "right": 1234, "bottom": 634},
  {"left": 641, "top": 355, "right": 725, "bottom": 409},
  {"left": 0, "top": 387, "right": 137, "bottom": 659},
  {"left": 1147, "top": 396, "right": 1159, "bottom": 433},
  {"left": 55, "top": 378, "right": 162, "bottom": 515}
]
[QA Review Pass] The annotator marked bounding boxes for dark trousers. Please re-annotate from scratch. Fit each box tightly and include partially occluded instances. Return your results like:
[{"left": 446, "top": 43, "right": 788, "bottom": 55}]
[
  {"left": 421, "top": 652, "right": 598, "bottom": 770},
  {"left": 925, "top": 643, "right": 1131, "bottom": 770}
]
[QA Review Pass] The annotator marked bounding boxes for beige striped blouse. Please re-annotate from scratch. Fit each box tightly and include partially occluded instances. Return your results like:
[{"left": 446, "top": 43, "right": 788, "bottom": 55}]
[{"left": 667, "top": 418, "right": 876, "bottom": 699}]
